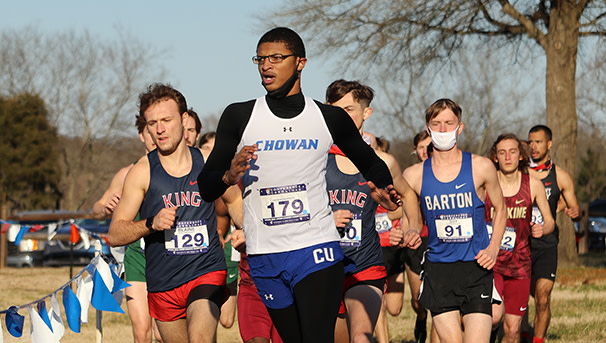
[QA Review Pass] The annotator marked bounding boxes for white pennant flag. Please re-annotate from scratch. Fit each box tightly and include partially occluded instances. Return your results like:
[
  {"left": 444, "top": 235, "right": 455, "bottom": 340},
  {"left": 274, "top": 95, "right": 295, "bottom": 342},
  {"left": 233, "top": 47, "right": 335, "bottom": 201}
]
[
  {"left": 76, "top": 275, "right": 94, "bottom": 323},
  {"left": 27, "top": 305, "right": 59, "bottom": 343},
  {"left": 94, "top": 256, "right": 114, "bottom": 292},
  {"left": 47, "top": 223, "right": 58, "bottom": 241},
  {"left": 49, "top": 293, "right": 65, "bottom": 340},
  {"left": 80, "top": 229, "right": 90, "bottom": 250},
  {"left": 7, "top": 224, "right": 20, "bottom": 242}
]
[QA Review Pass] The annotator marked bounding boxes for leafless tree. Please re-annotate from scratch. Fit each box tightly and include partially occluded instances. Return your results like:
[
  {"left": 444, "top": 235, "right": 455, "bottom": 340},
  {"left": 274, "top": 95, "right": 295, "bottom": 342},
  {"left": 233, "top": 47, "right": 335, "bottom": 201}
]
[
  {"left": 273, "top": 0, "right": 606, "bottom": 263},
  {"left": 0, "top": 26, "right": 167, "bottom": 210}
]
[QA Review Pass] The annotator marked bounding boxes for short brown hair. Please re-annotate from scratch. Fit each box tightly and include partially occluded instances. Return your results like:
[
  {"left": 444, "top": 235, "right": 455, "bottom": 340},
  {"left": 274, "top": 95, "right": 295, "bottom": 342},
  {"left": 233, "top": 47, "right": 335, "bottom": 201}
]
[
  {"left": 186, "top": 108, "right": 202, "bottom": 134},
  {"left": 488, "top": 133, "right": 529, "bottom": 173},
  {"left": 413, "top": 130, "right": 430, "bottom": 148},
  {"left": 375, "top": 136, "right": 390, "bottom": 153},
  {"left": 135, "top": 115, "right": 146, "bottom": 134},
  {"left": 424, "top": 98, "right": 462, "bottom": 124},
  {"left": 199, "top": 131, "right": 216, "bottom": 148},
  {"left": 138, "top": 83, "right": 187, "bottom": 118},
  {"left": 326, "top": 79, "right": 374, "bottom": 108}
]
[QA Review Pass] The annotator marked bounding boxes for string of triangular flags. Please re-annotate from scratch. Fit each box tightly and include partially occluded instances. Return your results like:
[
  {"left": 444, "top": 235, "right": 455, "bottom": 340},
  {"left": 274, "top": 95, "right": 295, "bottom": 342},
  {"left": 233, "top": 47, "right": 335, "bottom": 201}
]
[
  {"left": 0, "top": 254, "right": 130, "bottom": 342},
  {"left": 0, "top": 219, "right": 90, "bottom": 247}
]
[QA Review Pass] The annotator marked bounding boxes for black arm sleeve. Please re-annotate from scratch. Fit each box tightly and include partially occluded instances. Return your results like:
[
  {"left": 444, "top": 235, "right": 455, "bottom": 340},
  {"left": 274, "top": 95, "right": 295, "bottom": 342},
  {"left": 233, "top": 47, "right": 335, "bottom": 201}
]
[
  {"left": 197, "top": 100, "right": 255, "bottom": 201},
  {"left": 316, "top": 101, "right": 393, "bottom": 188}
]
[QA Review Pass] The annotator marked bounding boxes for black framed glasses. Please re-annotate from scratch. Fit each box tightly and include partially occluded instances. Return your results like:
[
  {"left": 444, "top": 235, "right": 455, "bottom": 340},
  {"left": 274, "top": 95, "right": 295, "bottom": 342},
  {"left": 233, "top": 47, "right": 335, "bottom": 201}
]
[{"left": 252, "top": 54, "right": 296, "bottom": 64}]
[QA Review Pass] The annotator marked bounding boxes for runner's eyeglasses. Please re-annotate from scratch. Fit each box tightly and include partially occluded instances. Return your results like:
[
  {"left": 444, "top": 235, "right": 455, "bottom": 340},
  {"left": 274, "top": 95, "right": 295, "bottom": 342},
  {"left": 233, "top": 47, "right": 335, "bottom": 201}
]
[{"left": 252, "top": 54, "right": 295, "bottom": 64}]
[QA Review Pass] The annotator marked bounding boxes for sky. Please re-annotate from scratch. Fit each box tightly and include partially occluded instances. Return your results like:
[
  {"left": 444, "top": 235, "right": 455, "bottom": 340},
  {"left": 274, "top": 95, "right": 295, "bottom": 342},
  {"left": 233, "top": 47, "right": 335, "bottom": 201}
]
[{"left": 0, "top": 0, "right": 338, "bottom": 125}]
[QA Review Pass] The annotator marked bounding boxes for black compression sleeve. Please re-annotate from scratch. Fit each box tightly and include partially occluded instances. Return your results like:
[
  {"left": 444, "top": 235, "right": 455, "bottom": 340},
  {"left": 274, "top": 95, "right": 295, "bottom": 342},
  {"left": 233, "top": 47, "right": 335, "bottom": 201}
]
[
  {"left": 197, "top": 100, "right": 255, "bottom": 201},
  {"left": 317, "top": 101, "right": 393, "bottom": 188}
]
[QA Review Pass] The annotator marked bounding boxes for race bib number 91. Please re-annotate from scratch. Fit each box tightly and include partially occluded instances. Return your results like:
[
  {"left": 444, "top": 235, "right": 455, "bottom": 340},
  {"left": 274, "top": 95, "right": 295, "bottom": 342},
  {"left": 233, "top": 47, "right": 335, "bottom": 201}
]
[
  {"left": 435, "top": 213, "right": 473, "bottom": 243},
  {"left": 165, "top": 220, "right": 209, "bottom": 255},
  {"left": 260, "top": 184, "right": 311, "bottom": 226}
]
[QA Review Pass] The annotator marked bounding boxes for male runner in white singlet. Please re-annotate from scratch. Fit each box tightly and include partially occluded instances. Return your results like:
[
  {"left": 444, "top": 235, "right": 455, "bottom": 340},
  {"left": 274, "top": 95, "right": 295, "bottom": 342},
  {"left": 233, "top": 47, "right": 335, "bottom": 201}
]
[{"left": 197, "top": 27, "right": 401, "bottom": 343}]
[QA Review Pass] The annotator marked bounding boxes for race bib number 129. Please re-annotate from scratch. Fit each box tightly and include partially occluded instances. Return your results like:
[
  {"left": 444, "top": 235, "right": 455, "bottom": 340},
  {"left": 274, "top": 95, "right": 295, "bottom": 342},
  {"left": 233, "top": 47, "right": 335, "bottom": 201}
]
[{"left": 165, "top": 220, "right": 209, "bottom": 255}]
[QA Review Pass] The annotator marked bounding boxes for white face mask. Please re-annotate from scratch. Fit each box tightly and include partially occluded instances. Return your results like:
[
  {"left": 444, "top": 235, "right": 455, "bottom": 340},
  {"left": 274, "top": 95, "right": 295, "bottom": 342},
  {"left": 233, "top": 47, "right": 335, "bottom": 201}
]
[{"left": 429, "top": 125, "right": 459, "bottom": 151}]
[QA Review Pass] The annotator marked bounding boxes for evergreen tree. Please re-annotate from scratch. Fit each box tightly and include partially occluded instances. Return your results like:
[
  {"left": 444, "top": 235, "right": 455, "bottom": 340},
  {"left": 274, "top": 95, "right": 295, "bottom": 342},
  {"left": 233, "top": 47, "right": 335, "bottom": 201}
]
[{"left": 0, "top": 93, "right": 61, "bottom": 212}]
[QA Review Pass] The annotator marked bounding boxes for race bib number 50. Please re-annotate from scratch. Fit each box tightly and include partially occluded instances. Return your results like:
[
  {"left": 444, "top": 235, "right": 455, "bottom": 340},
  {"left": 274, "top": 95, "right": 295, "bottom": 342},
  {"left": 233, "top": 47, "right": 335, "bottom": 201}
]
[
  {"left": 340, "top": 213, "right": 362, "bottom": 247},
  {"left": 165, "top": 220, "right": 209, "bottom": 255},
  {"left": 260, "top": 184, "right": 311, "bottom": 226}
]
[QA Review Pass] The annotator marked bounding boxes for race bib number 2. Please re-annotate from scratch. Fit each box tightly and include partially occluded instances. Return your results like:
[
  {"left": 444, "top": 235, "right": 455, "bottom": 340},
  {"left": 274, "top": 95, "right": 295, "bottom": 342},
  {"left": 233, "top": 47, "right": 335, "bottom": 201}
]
[
  {"left": 165, "top": 220, "right": 209, "bottom": 255},
  {"left": 260, "top": 184, "right": 311, "bottom": 226},
  {"left": 500, "top": 226, "right": 517, "bottom": 251},
  {"left": 486, "top": 223, "right": 516, "bottom": 251}
]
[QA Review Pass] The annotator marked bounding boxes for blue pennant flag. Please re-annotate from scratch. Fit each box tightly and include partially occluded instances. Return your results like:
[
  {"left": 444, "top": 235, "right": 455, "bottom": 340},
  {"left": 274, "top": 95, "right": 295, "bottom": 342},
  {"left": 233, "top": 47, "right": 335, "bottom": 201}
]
[
  {"left": 13, "top": 226, "right": 29, "bottom": 246},
  {"left": 111, "top": 266, "right": 130, "bottom": 293},
  {"left": 5, "top": 306, "right": 24, "bottom": 337},
  {"left": 62, "top": 286, "right": 81, "bottom": 333},
  {"left": 37, "top": 301, "right": 53, "bottom": 332},
  {"left": 91, "top": 270, "right": 125, "bottom": 313}
]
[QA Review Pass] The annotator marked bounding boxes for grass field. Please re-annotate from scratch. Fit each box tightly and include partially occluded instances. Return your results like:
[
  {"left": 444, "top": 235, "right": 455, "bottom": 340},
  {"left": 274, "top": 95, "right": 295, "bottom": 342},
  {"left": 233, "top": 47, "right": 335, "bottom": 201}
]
[{"left": 1, "top": 253, "right": 605, "bottom": 342}]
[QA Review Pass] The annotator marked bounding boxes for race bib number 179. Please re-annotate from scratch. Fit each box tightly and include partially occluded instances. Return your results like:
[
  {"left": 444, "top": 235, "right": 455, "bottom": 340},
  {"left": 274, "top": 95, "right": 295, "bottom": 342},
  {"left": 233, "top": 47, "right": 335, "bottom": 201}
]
[{"left": 260, "top": 184, "right": 311, "bottom": 226}]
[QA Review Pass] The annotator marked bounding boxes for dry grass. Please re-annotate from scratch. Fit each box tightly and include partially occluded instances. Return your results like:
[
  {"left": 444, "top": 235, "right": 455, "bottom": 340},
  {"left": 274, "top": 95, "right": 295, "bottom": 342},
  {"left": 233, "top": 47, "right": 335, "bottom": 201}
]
[
  {"left": 2, "top": 254, "right": 606, "bottom": 342},
  {"left": 0, "top": 266, "right": 240, "bottom": 343}
]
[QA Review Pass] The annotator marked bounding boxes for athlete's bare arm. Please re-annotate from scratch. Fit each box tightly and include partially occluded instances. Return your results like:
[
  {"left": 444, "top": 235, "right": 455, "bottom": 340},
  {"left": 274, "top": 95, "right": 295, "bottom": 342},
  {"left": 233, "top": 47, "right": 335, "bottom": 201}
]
[
  {"left": 388, "top": 162, "right": 424, "bottom": 248},
  {"left": 387, "top": 207, "right": 403, "bottom": 221},
  {"left": 555, "top": 165, "right": 581, "bottom": 221},
  {"left": 378, "top": 151, "right": 421, "bottom": 248},
  {"left": 530, "top": 176, "right": 555, "bottom": 237},
  {"left": 220, "top": 184, "right": 243, "bottom": 230},
  {"left": 473, "top": 155, "right": 506, "bottom": 270},
  {"left": 402, "top": 162, "right": 424, "bottom": 195},
  {"left": 107, "top": 157, "right": 156, "bottom": 247},
  {"left": 215, "top": 198, "right": 230, "bottom": 247},
  {"left": 91, "top": 165, "right": 132, "bottom": 220}
]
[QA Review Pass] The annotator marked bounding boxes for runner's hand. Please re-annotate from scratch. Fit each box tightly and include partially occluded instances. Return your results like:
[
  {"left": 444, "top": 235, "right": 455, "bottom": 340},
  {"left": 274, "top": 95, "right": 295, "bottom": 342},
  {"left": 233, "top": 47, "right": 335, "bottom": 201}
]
[
  {"left": 389, "top": 224, "right": 404, "bottom": 247},
  {"left": 368, "top": 182, "right": 401, "bottom": 211},
  {"left": 225, "top": 229, "right": 246, "bottom": 253},
  {"left": 225, "top": 144, "right": 258, "bottom": 185},
  {"left": 531, "top": 222, "right": 544, "bottom": 238},
  {"left": 103, "top": 192, "right": 121, "bottom": 216},
  {"left": 333, "top": 210, "right": 353, "bottom": 228},
  {"left": 564, "top": 207, "right": 580, "bottom": 220},
  {"left": 475, "top": 245, "right": 498, "bottom": 270},
  {"left": 152, "top": 207, "right": 177, "bottom": 231},
  {"left": 402, "top": 229, "right": 422, "bottom": 249}
]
